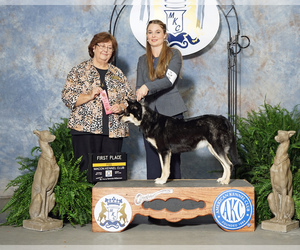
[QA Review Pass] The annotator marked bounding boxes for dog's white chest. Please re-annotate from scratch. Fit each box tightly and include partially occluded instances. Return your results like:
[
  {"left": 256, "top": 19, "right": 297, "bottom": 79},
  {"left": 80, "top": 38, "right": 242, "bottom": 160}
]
[
  {"left": 146, "top": 137, "right": 158, "bottom": 149},
  {"left": 196, "top": 140, "right": 209, "bottom": 149}
]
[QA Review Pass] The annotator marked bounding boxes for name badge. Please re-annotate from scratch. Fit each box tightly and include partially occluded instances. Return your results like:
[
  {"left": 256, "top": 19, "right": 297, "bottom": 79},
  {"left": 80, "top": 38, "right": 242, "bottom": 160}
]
[{"left": 111, "top": 75, "right": 120, "bottom": 81}]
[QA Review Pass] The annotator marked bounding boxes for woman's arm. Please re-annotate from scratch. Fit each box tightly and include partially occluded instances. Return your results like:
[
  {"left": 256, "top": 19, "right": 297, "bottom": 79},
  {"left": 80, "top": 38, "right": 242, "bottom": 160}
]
[
  {"left": 62, "top": 64, "right": 103, "bottom": 109},
  {"left": 74, "top": 87, "right": 102, "bottom": 107},
  {"left": 136, "top": 56, "right": 148, "bottom": 101},
  {"left": 145, "top": 49, "right": 182, "bottom": 95},
  {"left": 136, "top": 49, "right": 182, "bottom": 101}
]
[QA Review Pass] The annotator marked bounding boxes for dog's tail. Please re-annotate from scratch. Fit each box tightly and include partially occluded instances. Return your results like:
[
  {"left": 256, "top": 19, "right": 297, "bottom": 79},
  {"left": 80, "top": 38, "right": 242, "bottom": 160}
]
[
  {"left": 225, "top": 119, "right": 242, "bottom": 168},
  {"left": 229, "top": 136, "right": 242, "bottom": 167}
]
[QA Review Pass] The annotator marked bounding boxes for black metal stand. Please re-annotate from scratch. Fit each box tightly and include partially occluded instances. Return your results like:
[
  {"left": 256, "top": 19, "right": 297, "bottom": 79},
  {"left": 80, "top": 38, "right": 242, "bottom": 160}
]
[
  {"left": 218, "top": 5, "right": 250, "bottom": 134},
  {"left": 109, "top": 2, "right": 127, "bottom": 66}
]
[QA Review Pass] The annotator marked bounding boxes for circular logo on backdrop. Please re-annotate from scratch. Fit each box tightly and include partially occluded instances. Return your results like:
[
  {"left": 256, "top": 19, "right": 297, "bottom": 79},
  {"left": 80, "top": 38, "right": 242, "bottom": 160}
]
[
  {"left": 212, "top": 189, "right": 253, "bottom": 230},
  {"left": 94, "top": 194, "right": 132, "bottom": 232},
  {"left": 130, "top": 0, "right": 220, "bottom": 56}
]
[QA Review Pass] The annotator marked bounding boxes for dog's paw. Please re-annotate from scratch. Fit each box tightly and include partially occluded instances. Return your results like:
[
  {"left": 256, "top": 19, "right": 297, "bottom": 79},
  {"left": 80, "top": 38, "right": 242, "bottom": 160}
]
[
  {"left": 217, "top": 178, "right": 230, "bottom": 185},
  {"left": 217, "top": 177, "right": 224, "bottom": 183},
  {"left": 155, "top": 178, "right": 167, "bottom": 185}
]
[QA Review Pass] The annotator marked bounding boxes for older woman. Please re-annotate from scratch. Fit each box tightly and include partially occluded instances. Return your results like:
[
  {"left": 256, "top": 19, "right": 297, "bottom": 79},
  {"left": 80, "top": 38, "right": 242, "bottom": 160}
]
[{"left": 62, "top": 32, "right": 134, "bottom": 172}]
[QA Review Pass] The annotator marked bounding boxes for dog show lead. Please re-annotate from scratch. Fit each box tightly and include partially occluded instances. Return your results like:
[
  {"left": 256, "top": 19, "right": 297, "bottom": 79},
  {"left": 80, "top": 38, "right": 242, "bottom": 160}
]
[{"left": 135, "top": 19, "right": 187, "bottom": 180}]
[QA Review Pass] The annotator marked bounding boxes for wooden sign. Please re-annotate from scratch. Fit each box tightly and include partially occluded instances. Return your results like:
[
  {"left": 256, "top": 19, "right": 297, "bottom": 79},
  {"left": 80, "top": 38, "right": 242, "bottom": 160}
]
[{"left": 92, "top": 179, "right": 255, "bottom": 232}]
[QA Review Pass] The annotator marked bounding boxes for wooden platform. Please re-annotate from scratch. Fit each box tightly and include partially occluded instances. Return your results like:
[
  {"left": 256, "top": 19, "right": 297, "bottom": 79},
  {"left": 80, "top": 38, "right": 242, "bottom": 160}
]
[{"left": 92, "top": 179, "right": 255, "bottom": 232}]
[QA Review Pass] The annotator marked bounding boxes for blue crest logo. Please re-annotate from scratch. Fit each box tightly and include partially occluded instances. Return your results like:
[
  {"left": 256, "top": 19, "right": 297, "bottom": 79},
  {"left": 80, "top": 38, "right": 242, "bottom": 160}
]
[
  {"left": 212, "top": 189, "right": 253, "bottom": 230},
  {"left": 130, "top": 0, "right": 220, "bottom": 56},
  {"left": 94, "top": 194, "right": 132, "bottom": 232},
  {"left": 164, "top": 9, "right": 186, "bottom": 34}
]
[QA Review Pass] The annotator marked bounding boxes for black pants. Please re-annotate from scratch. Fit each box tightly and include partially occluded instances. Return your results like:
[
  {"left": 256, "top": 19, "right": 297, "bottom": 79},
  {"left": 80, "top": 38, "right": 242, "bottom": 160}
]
[
  {"left": 144, "top": 137, "right": 181, "bottom": 180},
  {"left": 144, "top": 112, "right": 183, "bottom": 180},
  {"left": 72, "top": 134, "right": 123, "bottom": 172}
]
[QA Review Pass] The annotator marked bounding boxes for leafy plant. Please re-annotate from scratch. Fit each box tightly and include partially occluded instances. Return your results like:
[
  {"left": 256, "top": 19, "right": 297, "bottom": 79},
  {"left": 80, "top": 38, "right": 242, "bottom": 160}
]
[
  {"left": 0, "top": 156, "right": 37, "bottom": 226},
  {"left": 0, "top": 118, "right": 93, "bottom": 226},
  {"left": 236, "top": 101, "right": 300, "bottom": 224},
  {"left": 52, "top": 155, "right": 93, "bottom": 226},
  {"left": 292, "top": 169, "right": 300, "bottom": 220}
]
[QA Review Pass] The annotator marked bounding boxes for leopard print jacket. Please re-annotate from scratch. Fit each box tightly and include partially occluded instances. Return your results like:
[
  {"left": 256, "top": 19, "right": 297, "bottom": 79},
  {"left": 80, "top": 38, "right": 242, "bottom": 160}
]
[{"left": 62, "top": 59, "right": 134, "bottom": 138}]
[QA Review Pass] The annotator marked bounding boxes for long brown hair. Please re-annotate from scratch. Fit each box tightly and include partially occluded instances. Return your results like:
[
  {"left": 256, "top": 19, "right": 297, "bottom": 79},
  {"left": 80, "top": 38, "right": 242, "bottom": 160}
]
[{"left": 146, "top": 20, "right": 173, "bottom": 81}]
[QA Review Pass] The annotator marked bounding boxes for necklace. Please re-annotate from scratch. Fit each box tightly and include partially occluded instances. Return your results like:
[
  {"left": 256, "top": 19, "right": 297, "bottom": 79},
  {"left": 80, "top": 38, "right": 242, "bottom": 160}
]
[{"left": 96, "top": 68, "right": 108, "bottom": 89}]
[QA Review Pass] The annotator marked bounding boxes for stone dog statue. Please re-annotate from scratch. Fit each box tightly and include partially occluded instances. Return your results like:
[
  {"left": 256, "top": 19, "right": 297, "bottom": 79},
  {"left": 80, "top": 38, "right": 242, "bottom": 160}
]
[
  {"left": 268, "top": 130, "right": 295, "bottom": 223},
  {"left": 262, "top": 130, "right": 299, "bottom": 232},
  {"left": 23, "top": 130, "right": 62, "bottom": 231}
]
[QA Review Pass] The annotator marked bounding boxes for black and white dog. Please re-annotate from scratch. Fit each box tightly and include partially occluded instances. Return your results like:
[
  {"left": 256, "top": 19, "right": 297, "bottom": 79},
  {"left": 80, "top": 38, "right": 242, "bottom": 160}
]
[{"left": 121, "top": 100, "right": 241, "bottom": 185}]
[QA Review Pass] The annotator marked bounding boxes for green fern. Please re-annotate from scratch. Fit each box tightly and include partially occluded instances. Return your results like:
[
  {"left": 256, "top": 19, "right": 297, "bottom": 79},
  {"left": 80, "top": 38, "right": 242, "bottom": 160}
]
[
  {"left": 236, "top": 101, "right": 300, "bottom": 224},
  {"left": 0, "top": 118, "right": 93, "bottom": 226},
  {"left": 0, "top": 156, "right": 38, "bottom": 226},
  {"left": 49, "top": 118, "right": 74, "bottom": 161},
  {"left": 292, "top": 169, "right": 300, "bottom": 220},
  {"left": 255, "top": 177, "right": 272, "bottom": 222},
  {"left": 52, "top": 155, "right": 93, "bottom": 226},
  {"left": 0, "top": 160, "right": 36, "bottom": 225}
]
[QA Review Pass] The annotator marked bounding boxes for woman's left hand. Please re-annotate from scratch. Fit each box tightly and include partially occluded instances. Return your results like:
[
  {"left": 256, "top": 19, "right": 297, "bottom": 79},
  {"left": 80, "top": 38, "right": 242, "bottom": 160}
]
[
  {"left": 110, "top": 104, "right": 125, "bottom": 114},
  {"left": 136, "top": 84, "right": 149, "bottom": 101}
]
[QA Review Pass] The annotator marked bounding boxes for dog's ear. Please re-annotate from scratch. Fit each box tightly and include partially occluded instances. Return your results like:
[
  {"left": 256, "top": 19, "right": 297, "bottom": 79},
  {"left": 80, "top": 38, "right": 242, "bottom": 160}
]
[
  {"left": 288, "top": 130, "right": 296, "bottom": 138},
  {"left": 33, "top": 130, "right": 40, "bottom": 137},
  {"left": 131, "top": 100, "right": 142, "bottom": 109},
  {"left": 126, "top": 97, "right": 137, "bottom": 105}
]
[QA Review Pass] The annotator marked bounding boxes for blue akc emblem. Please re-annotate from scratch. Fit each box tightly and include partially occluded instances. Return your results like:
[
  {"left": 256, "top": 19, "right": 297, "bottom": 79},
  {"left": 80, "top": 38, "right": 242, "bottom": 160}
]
[{"left": 212, "top": 189, "right": 253, "bottom": 230}]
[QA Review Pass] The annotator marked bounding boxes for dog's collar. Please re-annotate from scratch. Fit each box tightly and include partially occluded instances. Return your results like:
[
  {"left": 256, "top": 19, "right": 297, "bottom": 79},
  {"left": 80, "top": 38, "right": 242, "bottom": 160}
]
[
  {"left": 273, "top": 154, "right": 289, "bottom": 166},
  {"left": 40, "top": 153, "right": 56, "bottom": 163}
]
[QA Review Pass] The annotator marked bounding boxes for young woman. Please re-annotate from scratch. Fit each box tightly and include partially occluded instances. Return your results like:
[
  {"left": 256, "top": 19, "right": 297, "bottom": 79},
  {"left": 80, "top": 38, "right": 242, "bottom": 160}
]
[{"left": 136, "top": 20, "right": 187, "bottom": 180}]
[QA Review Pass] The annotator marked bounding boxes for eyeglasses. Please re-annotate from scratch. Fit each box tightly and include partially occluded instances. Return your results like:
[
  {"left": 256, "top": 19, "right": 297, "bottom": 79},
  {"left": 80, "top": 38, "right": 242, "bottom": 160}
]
[{"left": 96, "top": 44, "right": 114, "bottom": 52}]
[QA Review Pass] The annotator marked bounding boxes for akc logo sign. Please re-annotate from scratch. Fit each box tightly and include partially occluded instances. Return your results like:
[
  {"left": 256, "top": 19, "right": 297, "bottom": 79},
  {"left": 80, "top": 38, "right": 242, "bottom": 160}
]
[
  {"left": 94, "top": 194, "right": 132, "bottom": 232},
  {"left": 213, "top": 189, "right": 253, "bottom": 230},
  {"left": 130, "top": 0, "right": 220, "bottom": 56}
]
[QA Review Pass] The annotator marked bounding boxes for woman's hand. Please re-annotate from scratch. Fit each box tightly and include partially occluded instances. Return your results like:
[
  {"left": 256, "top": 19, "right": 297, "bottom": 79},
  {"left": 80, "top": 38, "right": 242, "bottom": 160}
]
[
  {"left": 89, "top": 87, "right": 102, "bottom": 100},
  {"left": 110, "top": 104, "right": 125, "bottom": 114},
  {"left": 74, "top": 87, "right": 102, "bottom": 107},
  {"left": 136, "top": 84, "right": 149, "bottom": 101}
]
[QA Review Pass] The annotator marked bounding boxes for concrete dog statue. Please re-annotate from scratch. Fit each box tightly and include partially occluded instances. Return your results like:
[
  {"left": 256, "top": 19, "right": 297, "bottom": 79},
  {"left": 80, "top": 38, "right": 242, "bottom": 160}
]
[
  {"left": 121, "top": 100, "right": 241, "bottom": 184},
  {"left": 268, "top": 130, "right": 296, "bottom": 223},
  {"left": 29, "top": 130, "right": 60, "bottom": 222}
]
